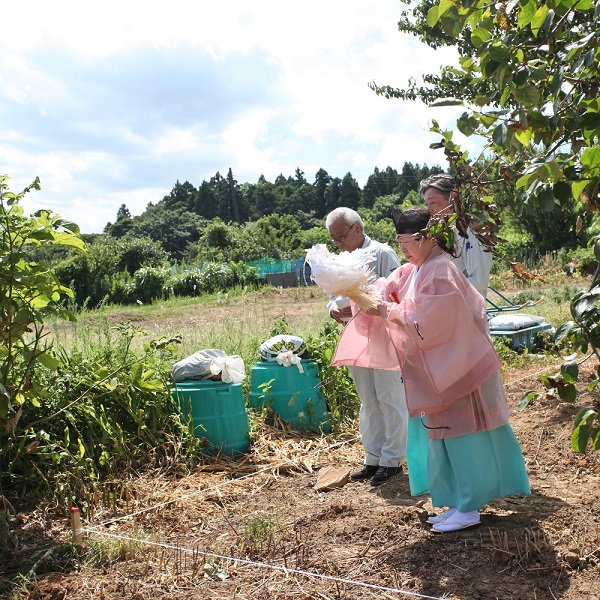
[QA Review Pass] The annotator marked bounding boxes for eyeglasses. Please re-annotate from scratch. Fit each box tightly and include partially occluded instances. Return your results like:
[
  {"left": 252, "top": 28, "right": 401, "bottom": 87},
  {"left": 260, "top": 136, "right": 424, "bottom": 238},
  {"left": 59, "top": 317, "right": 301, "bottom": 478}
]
[{"left": 330, "top": 223, "right": 355, "bottom": 243}]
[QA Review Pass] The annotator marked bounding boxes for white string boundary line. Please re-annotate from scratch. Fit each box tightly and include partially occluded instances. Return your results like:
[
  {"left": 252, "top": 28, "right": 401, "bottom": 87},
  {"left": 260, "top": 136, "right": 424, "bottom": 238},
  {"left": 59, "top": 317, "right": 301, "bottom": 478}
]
[
  {"left": 81, "top": 528, "right": 446, "bottom": 600},
  {"left": 503, "top": 358, "right": 565, "bottom": 388},
  {"left": 86, "top": 435, "right": 360, "bottom": 532}
]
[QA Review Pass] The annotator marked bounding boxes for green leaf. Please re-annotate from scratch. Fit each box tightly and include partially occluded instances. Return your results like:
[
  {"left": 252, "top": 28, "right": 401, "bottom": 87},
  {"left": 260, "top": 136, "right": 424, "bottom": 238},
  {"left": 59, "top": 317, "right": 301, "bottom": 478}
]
[
  {"left": 37, "top": 352, "right": 60, "bottom": 370},
  {"left": 426, "top": 5, "right": 440, "bottom": 27},
  {"left": 439, "top": 8, "right": 463, "bottom": 38},
  {"left": 129, "top": 361, "right": 143, "bottom": 384},
  {"left": 557, "top": 383, "right": 577, "bottom": 402},
  {"left": 513, "top": 84, "right": 541, "bottom": 107},
  {"left": 517, "top": 0, "right": 537, "bottom": 27},
  {"left": 471, "top": 27, "right": 492, "bottom": 47},
  {"left": 482, "top": 58, "right": 500, "bottom": 78},
  {"left": 518, "top": 390, "right": 540, "bottom": 411},
  {"left": 488, "top": 45, "right": 512, "bottom": 64},
  {"left": 571, "top": 408, "right": 597, "bottom": 453},
  {"left": 531, "top": 5, "right": 549, "bottom": 36},
  {"left": 580, "top": 147, "right": 600, "bottom": 169},
  {"left": 571, "top": 291, "right": 599, "bottom": 321},
  {"left": 554, "top": 320, "right": 574, "bottom": 343},
  {"left": 537, "top": 184, "right": 556, "bottom": 211},
  {"left": 513, "top": 67, "right": 529, "bottom": 86},
  {"left": 457, "top": 113, "right": 479, "bottom": 136},
  {"left": 572, "top": 180, "right": 589, "bottom": 200},
  {"left": 515, "top": 128, "right": 533, "bottom": 146},
  {"left": 560, "top": 361, "right": 579, "bottom": 384},
  {"left": 52, "top": 232, "right": 86, "bottom": 251},
  {"left": 429, "top": 98, "right": 464, "bottom": 107},
  {"left": 492, "top": 123, "right": 508, "bottom": 146},
  {"left": 437, "top": 0, "right": 456, "bottom": 19}
]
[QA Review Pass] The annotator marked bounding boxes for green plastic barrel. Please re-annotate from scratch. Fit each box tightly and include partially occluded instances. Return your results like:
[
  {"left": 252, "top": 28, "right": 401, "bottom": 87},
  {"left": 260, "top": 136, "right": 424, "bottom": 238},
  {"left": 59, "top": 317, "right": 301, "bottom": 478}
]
[
  {"left": 172, "top": 380, "right": 250, "bottom": 456},
  {"left": 249, "top": 360, "right": 331, "bottom": 433}
]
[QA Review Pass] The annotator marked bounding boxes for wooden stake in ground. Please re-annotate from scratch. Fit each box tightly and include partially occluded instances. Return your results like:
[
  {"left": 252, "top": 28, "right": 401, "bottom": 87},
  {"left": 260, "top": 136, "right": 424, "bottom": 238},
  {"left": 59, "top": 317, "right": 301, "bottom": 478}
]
[{"left": 70, "top": 507, "right": 83, "bottom": 543}]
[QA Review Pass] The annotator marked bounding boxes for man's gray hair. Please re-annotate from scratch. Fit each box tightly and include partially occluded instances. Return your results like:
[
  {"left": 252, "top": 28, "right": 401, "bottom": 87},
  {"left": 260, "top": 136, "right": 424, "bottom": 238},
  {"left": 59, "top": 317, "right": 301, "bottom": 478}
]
[
  {"left": 325, "top": 207, "right": 364, "bottom": 232},
  {"left": 419, "top": 174, "right": 455, "bottom": 198}
]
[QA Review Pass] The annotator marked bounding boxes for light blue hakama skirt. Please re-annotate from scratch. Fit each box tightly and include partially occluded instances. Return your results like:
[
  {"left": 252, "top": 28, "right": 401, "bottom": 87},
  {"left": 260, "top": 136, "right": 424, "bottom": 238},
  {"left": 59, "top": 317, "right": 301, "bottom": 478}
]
[{"left": 406, "top": 417, "right": 530, "bottom": 512}]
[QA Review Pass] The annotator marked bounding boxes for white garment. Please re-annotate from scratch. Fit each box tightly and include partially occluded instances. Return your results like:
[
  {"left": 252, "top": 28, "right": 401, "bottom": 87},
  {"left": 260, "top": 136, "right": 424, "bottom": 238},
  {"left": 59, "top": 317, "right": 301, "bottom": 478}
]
[
  {"left": 450, "top": 227, "right": 492, "bottom": 298},
  {"left": 327, "top": 235, "right": 406, "bottom": 467},
  {"left": 348, "top": 366, "right": 408, "bottom": 467}
]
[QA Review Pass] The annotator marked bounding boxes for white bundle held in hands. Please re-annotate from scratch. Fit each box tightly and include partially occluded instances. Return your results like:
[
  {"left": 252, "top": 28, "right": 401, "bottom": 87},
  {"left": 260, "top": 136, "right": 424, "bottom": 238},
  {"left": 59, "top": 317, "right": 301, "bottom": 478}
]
[{"left": 305, "top": 244, "right": 382, "bottom": 311}]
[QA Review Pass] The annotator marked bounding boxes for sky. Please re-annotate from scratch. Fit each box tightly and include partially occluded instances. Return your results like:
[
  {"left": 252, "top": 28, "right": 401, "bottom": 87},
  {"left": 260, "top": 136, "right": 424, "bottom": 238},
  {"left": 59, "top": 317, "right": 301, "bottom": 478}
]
[{"left": 0, "top": 1, "right": 473, "bottom": 234}]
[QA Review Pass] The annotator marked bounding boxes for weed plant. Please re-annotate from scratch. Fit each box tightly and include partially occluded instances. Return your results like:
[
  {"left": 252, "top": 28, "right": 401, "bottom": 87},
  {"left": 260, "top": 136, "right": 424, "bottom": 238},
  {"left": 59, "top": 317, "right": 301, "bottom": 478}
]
[
  {"left": 6, "top": 288, "right": 347, "bottom": 508},
  {"left": 239, "top": 513, "right": 289, "bottom": 559}
]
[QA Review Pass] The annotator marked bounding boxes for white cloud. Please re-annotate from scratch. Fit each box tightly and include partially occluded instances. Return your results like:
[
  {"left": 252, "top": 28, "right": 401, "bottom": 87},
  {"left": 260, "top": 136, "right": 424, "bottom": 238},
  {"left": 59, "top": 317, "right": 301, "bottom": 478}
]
[{"left": 0, "top": 1, "right": 475, "bottom": 232}]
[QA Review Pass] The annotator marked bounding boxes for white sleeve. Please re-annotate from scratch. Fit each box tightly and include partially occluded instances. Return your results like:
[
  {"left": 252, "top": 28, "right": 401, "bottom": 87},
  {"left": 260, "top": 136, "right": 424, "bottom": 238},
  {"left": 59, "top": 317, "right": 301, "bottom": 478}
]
[
  {"left": 375, "top": 246, "right": 401, "bottom": 278},
  {"left": 462, "top": 228, "right": 492, "bottom": 297}
]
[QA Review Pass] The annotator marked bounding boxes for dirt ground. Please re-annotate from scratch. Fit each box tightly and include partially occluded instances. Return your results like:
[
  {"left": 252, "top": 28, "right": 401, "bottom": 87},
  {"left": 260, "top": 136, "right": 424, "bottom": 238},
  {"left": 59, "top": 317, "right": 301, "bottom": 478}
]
[{"left": 4, "top": 287, "right": 600, "bottom": 600}]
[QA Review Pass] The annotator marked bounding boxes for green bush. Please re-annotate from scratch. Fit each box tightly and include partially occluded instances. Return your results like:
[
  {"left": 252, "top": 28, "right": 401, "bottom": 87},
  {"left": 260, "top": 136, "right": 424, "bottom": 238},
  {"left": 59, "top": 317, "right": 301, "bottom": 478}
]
[
  {"left": 2, "top": 323, "right": 192, "bottom": 506},
  {"left": 199, "top": 262, "right": 233, "bottom": 293},
  {"left": 556, "top": 245, "right": 596, "bottom": 276},
  {"left": 131, "top": 266, "right": 170, "bottom": 304},
  {"left": 170, "top": 270, "right": 204, "bottom": 297},
  {"left": 305, "top": 320, "right": 360, "bottom": 432}
]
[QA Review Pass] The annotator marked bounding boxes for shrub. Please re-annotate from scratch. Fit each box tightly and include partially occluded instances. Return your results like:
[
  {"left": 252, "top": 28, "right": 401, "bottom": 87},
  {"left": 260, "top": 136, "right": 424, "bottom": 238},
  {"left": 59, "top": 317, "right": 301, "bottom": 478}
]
[
  {"left": 132, "top": 266, "right": 171, "bottom": 304},
  {"left": 169, "top": 270, "right": 204, "bottom": 297},
  {"left": 305, "top": 320, "right": 360, "bottom": 432},
  {"left": 2, "top": 322, "right": 189, "bottom": 506}
]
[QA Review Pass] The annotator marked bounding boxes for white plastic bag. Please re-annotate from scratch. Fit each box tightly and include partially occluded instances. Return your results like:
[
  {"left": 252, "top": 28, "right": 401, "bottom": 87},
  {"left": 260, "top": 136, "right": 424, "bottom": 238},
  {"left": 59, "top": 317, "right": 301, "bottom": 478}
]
[
  {"left": 259, "top": 334, "right": 306, "bottom": 361},
  {"left": 210, "top": 355, "right": 246, "bottom": 384},
  {"left": 275, "top": 350, "right": 304, "bottom": 373},
  {"left": 171, "top": 349, "right": 227, "bottom": 382}
]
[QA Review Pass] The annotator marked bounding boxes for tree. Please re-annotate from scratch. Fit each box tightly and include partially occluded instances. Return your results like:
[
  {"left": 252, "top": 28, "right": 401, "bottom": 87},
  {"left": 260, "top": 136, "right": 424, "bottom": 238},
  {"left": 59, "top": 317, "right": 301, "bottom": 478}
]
[
  {"left": 197, "top": 173, "right": 231, "bottom": 220},
  {"left": 194, "top": 218, "right": 242, "bottom": 262},
  {"left": 129, "top": 204, "right": 205, "bottom": 260},
  {"left": 163, "top": 180, "right": 198, "bottom": 212},
  {"left": 246, "top": 180, "right": 280, "bottom": 220},
  {"left": 374, "top": 0, "right": 600, "bottom": 451},
  {"left": 104, "top": 203, "right": 134, "bottom": 238},
  {"left": 361, "top": 166, "right": 399, "bottom": 208},
  {"left": 313, "top": 168, "right": 332, "bottom": 218},
  {"left": 339, "top": 173, "right": 361, "bottom": 210},
  {"left": 324, "top": 177, "right": 342, "bottom": 214},
  {"left": 373, "top": 0, "right": 599, "bottom": 242},
  {"left": 0, "top": 176, "right": 83, "bottom": 428}
]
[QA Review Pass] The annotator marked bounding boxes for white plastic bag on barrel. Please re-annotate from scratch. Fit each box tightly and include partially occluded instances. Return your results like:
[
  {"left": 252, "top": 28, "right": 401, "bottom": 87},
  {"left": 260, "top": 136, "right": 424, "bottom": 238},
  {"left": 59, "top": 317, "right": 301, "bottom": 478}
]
[
  {"left": 171, "top": 349, "right": 246, "bottom": 383},
  {"left": 210, "top": 355, "right": 246, "bottom": 384}
]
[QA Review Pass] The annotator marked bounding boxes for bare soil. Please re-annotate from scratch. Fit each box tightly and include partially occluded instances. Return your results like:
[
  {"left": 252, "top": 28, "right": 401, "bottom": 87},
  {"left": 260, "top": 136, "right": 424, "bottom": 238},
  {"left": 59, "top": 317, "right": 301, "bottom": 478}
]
[{"left": 4, "top": 287, "right": 600, "bottom": 600}]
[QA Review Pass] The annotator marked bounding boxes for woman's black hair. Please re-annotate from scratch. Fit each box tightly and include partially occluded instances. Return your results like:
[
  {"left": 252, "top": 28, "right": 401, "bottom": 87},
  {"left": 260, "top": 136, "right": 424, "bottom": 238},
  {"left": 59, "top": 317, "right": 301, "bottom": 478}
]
[
  {"left": 390, "top": 207, "right": 456, "bottom": 256},
  {"left": 390, "top": 207, "right": 431, "bottom": 235}
]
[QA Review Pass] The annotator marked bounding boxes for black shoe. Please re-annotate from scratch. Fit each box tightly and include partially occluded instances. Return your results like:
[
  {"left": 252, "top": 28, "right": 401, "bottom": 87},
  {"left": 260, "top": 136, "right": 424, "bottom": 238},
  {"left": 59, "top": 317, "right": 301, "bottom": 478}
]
[
  {"left": 350, "top": 464, "right": 379, "bottom": 481},
  {"left": 370, "top": 465, "right": 403, "bottom": 486}
]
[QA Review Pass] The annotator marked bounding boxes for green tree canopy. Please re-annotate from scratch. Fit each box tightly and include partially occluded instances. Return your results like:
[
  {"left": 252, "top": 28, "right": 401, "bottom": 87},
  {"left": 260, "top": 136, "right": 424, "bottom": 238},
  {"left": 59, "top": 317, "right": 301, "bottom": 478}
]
[{"left": 372, "top": 0, "right": 599, "bottom": 246}]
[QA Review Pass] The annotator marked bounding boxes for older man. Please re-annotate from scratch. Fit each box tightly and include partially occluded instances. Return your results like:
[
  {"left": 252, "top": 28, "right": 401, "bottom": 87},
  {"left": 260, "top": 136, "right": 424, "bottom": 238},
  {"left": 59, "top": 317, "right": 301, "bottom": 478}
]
[
  {"left": 420, "top": 174, "right": 492, "bottom": 297},
  {"left": 325, "top": 207, "right": 407, "bottom": 485}
]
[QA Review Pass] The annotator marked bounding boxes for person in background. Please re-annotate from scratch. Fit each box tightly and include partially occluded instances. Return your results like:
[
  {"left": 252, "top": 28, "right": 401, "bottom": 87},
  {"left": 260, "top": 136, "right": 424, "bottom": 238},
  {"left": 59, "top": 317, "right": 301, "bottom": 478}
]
[
  {"left": 325, "top": 207, "right": 408, "bottom": 485},
  {"left": 420, "top": 174, "right": 492, "bottom": 297},
  {"left": 333, "top": 207, "right": 530, "bottom": 532}
]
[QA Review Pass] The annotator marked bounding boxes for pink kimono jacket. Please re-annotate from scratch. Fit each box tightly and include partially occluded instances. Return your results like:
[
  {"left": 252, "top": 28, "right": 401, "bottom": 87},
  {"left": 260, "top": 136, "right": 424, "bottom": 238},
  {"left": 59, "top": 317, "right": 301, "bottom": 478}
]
[{"left": 332, "top": 247, "right": 510, "bottom": 439}]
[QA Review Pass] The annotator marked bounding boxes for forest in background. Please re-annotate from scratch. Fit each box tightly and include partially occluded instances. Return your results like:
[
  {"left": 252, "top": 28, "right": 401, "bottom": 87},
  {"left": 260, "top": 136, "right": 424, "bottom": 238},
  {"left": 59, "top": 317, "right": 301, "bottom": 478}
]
[{"left": 32, "top": 160, "right": 591, "bottom": 310}]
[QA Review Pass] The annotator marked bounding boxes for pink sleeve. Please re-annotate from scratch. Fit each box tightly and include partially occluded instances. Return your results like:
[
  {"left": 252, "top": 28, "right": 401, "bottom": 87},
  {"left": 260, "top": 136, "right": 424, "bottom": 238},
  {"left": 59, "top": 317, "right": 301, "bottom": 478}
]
[{"left": 378, "top": 259, "right": 499, "bottom": 402}]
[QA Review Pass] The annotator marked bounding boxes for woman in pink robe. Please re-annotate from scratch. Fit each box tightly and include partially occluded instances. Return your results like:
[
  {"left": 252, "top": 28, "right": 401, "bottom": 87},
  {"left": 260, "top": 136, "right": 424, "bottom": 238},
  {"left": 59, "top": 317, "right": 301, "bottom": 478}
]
[{"left": 333, "top": 208, "right": 530, "bottom": 532}]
